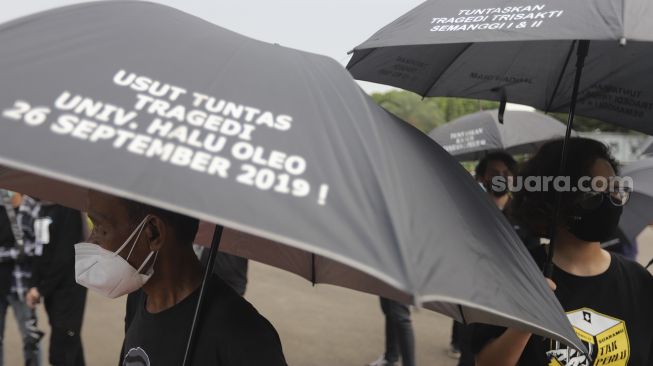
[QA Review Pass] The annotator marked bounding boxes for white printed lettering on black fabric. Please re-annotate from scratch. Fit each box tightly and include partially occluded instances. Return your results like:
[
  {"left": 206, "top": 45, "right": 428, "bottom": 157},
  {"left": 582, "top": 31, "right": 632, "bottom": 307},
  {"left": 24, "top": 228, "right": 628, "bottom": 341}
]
[
  {"left": 1, "top": 70, "right": 330, "bottom": 206},
  {"left": 429, "top": 4, "right": 564, "bottom": 33}
]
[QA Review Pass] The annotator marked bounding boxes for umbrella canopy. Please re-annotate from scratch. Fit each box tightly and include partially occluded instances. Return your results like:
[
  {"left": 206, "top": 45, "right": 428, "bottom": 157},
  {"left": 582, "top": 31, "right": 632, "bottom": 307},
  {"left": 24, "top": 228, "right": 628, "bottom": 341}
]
[
  {"left": 638, "top": 137, "right": 653, "bottom": 158},
  {"left": 348, "top": 0, "right": 653, "bottom": 135},
  {"left": 0, "top": 1, "right": 583, "bottom": 350},
  {"left": 620, "top": 158, "right": 653, "bottom": 249},
  {"left": 428, "top": 108, "right": 570, "bottom": 160}
]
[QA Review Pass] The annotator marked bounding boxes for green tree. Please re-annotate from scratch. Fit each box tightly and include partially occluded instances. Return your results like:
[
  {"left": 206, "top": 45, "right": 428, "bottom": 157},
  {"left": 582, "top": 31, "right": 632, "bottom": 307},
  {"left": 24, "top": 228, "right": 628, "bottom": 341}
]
[
  {"left": 548, "top": 113, "right": 632, "bottom": 133},
  {"left": 371, "top": 90, "right": 636, "bottom": 134},
  {"left": 371, "top": 90, "right": 498, "bottom": 133},
  {"left": 372, "top": 91, "right": 445, "bottom": 133}
]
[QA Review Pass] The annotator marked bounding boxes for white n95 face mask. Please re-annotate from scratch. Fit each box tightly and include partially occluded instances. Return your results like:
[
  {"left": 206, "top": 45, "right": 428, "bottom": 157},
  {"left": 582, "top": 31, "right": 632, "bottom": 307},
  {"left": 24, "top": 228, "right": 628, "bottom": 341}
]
[{"left": 74, "top": 215, "right": 158, "bottom": 298}]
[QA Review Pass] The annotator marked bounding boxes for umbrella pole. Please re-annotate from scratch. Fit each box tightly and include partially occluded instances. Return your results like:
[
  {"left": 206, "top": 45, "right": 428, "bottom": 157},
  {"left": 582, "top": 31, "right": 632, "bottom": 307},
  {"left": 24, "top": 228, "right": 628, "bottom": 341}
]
[
  {"left": 544, "top": 40, "right": 590, "bottom": 278},
  {"left": 182, "top": 225, "right": 224, "bottom": 366}
]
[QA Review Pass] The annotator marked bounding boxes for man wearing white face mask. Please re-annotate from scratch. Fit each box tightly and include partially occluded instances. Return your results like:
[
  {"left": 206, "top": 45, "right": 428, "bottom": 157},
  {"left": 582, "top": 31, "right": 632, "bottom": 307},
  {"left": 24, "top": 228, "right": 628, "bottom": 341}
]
[{"left": 79, "top": 191, "right": 287, "bottom": 366}]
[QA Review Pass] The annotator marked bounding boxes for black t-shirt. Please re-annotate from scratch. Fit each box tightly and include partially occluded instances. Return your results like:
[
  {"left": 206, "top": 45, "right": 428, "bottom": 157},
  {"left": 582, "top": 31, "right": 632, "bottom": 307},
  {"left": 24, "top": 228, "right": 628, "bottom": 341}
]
[
  {"left": 473, "top": 253, "right": 653, "bottom": 365},
  {"left": 121, "top": 275, "right": 287, "bottom": 366}
]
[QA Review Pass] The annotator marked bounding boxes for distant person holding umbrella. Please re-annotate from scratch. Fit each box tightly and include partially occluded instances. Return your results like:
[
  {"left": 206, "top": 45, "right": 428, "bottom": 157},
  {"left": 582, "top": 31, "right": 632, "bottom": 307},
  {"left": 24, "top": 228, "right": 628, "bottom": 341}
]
[
  {"left": 193, "top": 245, "right": 248, "bottom": 297},
  {"left": 474, "top": 138, "right": 653, "bottom": 366},
  {"left": 78, "top": 191, "right": 286, "bottom": 366}
]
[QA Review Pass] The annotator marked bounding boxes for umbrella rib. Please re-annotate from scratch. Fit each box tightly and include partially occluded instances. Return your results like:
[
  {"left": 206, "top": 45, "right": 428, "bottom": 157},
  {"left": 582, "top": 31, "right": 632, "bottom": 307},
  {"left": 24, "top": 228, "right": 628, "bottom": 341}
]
[
  {"left": 458, "top": 304, "right": 467, "bottom": 325},
  {"left": 544, "top": 41, "right": 577, "bottom": 113},
  {"left": 345, "top": 48, "right": 375, "bottom": 71},
  {"left": 421, "top": 43, "right": 474, "bottom": 98},
  {"left": 311, "top": 253, "right": 316, "bottom": 286}
]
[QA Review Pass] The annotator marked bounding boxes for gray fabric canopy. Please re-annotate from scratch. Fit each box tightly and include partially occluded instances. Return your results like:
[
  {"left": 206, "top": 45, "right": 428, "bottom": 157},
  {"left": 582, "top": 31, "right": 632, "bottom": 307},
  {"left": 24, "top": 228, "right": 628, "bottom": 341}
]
[
  {"left": 428, "top": 109, "right": 570, "bottom": 160},
  {"left": 639, "top": 137, "right": 653, "bottom": 158},
  {"left": 0, "top": 1, "right": 583, "bottom": 350},
  {"left": 348, "top": 0, "right": 653, "bottom": 135}
]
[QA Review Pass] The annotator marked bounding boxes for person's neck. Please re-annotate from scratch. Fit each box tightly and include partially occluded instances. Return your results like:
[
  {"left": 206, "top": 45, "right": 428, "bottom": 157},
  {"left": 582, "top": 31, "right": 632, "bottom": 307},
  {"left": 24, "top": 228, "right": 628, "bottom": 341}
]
[
  {"left": 492, "top": 193, "right": 510, "bottom": 210},
  {"left": 142, "top": 244, "right": 203, "bottom": 313},
  {"left": 552, "top": 228, "right": 611, "bottom": 277}
]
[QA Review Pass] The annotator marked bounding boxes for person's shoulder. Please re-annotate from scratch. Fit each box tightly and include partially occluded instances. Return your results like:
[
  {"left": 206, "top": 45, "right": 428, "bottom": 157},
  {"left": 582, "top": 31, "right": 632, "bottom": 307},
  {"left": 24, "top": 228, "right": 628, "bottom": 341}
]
[
  {"left": 204, "top": 275, "right": 268, "bottom": 324},
  {"left": 203, "top": 276, "right": 285, "bottom": 360},
  {"left": 204, "top": 275, "right": 280, "bottom": 335},
  {"left": 610, "top": 253, "right": 653, "bottom": 285},
  {"left": 610, "top": 253, "right": 649, "bottom": 273}
]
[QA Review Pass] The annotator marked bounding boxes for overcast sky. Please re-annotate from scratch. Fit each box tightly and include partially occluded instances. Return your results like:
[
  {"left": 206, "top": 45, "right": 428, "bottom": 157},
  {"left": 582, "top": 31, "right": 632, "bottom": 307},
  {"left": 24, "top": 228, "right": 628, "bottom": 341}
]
[{"left": 2, "top": 0, "right": 424, "bottom": 93}]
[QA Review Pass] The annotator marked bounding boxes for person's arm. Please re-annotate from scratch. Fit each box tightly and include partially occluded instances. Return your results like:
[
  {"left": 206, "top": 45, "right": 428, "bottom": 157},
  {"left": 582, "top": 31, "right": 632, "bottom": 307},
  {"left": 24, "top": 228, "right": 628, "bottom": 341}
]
[
  {"left": 476, "top": 328, "right": 531, "bottom": 366},
  {"left": 475, "top": 279, "right": 556, "bottom": 366}
]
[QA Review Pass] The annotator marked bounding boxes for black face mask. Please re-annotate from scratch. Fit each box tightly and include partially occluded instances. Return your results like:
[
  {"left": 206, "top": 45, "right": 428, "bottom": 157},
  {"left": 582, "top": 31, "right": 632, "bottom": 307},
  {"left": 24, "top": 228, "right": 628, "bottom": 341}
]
[{"left": 567, "top": 194, "right": 623, "bottom": 242}]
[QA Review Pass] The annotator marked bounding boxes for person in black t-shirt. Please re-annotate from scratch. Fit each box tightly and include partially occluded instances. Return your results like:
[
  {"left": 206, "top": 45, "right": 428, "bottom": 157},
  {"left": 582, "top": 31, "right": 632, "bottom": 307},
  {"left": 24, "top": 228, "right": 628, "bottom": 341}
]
[
  {"left": 80, "top": 191, "right": 286, "bottom": 366},
  {"left": 474, "top": 138, "right": 653, "bottom": 366}
]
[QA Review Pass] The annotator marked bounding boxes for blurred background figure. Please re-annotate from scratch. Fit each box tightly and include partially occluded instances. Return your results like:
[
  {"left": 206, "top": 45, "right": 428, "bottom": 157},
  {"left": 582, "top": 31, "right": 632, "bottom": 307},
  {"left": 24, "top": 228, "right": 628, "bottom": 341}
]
[
  {"left": 0, "top": 190, "right": 42, "bottom": 366},
  {"left": 474, "top": 151, "right": 517, "bottom": 211},
  {"left": 449, "top": 152, "right": 518, "bottom": 366},
  {"left": 368, "top": 297, "right": 415, "bottom": 366},
  {"left": 22, "top": 197, "right": 87, "bottom": 366},
  {"left": 193, "top": 246, "right": 249, "bottom": 296}
]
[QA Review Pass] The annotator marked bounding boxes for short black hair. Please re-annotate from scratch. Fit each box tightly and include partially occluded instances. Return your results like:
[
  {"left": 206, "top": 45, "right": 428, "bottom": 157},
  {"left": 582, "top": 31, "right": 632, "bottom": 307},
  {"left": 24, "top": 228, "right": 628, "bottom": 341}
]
[
  {"left": 475, "top": 151, "right": 518, "bottom": 178},
  {"left": 121, "top": 199, "right": 199, "bottom": 244},
  {"left": 510, "top": 138, "right": 619, "bottom": 236}
]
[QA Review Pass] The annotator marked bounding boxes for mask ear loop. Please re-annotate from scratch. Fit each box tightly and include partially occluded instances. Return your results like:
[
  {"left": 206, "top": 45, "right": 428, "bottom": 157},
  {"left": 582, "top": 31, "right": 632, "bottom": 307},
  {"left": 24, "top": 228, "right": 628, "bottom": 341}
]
[
  {"left": 114, "top": 215, "right": 151, "bottom": 259},
  {"left": 138, "top": 250, "right": 158, "bottom": 275},
  {"left": 129, "top": 216, "right": 158, "bottom": 275}
]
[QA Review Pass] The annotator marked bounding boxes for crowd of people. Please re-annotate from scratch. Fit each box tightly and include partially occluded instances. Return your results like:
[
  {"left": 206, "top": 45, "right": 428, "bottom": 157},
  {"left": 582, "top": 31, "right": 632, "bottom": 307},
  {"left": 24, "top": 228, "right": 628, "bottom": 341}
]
[{"left": 1, "top": 137, "right": 651, "bottom": 366}]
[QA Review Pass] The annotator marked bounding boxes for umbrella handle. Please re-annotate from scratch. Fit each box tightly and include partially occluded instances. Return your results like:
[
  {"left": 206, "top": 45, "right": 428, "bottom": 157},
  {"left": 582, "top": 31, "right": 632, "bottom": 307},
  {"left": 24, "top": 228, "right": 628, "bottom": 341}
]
[
  {"left": 182, "top": 225, "right": 224, "bottom": 366},
  {"left": 545, "top": 40, "right": 590, "bottom": 278}
]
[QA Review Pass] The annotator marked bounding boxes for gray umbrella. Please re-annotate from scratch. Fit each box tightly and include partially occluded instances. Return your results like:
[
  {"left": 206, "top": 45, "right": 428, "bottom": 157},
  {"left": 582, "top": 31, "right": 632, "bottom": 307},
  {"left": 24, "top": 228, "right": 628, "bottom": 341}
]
[
  {"left": 348, "top": 0, "right": 653, "bottom": 135},
  {"left": 621, "top": 158, "right": 653, "bottom": 254},
  {"left": 348, "top": 0, "right": 653, "bottom": 278},
  {"left": 428, "top": 109, "right": 571, "bottom": 160},
  {"left": 638, "top": 137, "right": 653, "bottom": 158},
  {"left": 0, "top": 1, "right": 585, "bottom": 356}
]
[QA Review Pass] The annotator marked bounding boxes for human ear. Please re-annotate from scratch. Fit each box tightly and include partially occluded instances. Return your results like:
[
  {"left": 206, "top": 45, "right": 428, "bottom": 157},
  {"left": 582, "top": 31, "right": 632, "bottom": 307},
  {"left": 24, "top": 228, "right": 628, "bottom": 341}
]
[{"left": 145, "top": 216, "right": 166, "bottom": 251}]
